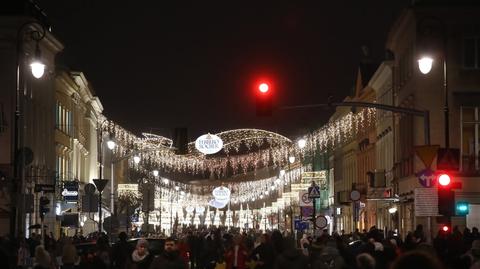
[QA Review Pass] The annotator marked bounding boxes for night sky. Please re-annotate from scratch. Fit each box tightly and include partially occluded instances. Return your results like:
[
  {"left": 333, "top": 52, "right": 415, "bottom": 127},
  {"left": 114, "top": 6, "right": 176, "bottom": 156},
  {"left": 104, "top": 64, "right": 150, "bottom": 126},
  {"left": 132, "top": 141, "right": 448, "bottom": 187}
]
[{"left": 36, "top": 1, "right": 410, "bottom": 140}]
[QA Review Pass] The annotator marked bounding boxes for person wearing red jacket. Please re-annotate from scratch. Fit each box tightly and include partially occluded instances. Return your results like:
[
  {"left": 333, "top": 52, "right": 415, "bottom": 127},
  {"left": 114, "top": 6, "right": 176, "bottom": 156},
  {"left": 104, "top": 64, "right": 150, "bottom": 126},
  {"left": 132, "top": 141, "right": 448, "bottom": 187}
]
[{"left": 225, "top": 236, "right": 248, "bottom": 269}]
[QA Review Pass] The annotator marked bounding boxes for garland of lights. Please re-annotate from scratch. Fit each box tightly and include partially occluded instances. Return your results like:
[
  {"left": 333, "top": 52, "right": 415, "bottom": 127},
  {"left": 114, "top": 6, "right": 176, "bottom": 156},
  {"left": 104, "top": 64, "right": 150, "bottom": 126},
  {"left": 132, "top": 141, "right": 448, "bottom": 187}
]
[{"left": 99, "top": 108, "right": 375, "bottom": 177}]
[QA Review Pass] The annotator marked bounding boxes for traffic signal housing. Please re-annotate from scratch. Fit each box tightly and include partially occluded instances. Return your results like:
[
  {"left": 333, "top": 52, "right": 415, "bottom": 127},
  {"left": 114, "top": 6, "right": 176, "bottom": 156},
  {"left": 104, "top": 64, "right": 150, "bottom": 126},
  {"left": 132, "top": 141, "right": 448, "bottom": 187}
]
[
  {"left": 437, "top": 171, "right": 455, "bottom": 217},
  {"left": 39, "top": 196, "right": 50, "bottom": 219},
  {"left": 255, "top": 82, "right": 272, "bottom": 116}
]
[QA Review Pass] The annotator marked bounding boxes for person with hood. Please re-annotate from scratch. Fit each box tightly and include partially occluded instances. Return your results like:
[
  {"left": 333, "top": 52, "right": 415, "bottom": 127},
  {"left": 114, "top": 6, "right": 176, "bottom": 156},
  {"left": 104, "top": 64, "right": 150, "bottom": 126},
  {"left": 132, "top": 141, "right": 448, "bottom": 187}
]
[
  {"left": 127, "top": 239, "right": 153, "bottom": 269},
  {"left": 225, "top": 235, "right": 248, "bottom": 269},
  {"left": 150, "top": 237, "right": 186, "bottom": 269},
  {"left": 274, "top": 238, "right": 308, "bottom": 269}
]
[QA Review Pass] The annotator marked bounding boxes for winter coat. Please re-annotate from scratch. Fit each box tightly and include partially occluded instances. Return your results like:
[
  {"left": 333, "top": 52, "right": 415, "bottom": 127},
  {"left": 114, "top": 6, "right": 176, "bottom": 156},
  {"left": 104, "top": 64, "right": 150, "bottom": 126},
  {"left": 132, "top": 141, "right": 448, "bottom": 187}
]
[
  {"left": 149, "top": 251, "right": 186, "bottom": 269},
  {"left": 274, "top": 248, "right": 309, "bottom": 269}
]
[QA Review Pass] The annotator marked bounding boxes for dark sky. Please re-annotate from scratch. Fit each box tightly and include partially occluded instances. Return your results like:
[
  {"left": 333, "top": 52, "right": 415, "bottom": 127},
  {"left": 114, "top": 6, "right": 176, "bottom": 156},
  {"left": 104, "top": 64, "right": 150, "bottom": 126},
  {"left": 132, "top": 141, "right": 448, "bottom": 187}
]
[{"left": 37, "top": 1, "right": 410, "bottom": 140}]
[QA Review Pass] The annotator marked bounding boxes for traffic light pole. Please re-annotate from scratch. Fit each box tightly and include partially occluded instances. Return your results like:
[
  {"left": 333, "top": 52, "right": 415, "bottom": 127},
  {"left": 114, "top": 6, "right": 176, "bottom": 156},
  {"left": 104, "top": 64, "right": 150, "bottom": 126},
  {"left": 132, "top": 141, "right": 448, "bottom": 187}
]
[{"left": 282, "top": 101, "right": 430, "bottom": 145}]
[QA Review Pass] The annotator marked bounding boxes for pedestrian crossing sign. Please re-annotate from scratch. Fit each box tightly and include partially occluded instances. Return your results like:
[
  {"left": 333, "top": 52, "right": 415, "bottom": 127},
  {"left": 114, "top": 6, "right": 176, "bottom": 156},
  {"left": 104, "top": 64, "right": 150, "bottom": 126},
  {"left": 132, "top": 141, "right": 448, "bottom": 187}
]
[{"left": 308, "top": 185, "right": 321, "bottom": 198}]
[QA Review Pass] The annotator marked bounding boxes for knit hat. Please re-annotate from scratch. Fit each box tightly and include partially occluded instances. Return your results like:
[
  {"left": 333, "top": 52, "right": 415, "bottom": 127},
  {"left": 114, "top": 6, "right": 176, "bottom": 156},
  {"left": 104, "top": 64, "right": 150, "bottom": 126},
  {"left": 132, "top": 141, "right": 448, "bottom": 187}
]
[{"left": 137, "top": 238, "right": 149, "bottom": 248}]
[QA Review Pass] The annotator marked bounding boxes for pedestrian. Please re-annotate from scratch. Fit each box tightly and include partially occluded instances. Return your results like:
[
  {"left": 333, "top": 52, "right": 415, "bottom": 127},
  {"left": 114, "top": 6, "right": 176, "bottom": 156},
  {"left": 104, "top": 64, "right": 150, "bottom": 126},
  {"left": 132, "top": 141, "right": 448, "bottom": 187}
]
[
  {"left": 300, "top": 234, "right": 310, "bottom": 256},
  {"left": 17, "top": 239, "right": 31, "bottom": 269},
  {"left": 250, "top": 234, "right": 274, "bottom": 269},
  {"left": 113, "top": 232, "right": 133, "bottom": 269},
  {"left": 34, "top": 245, "right": 53, "bottom": 269},
  {"left": 355, "top": 253, "right": 375, "bottom": 269},
  {"left": 149, "top": 237, "right": 186, "bottom": 269},
  {"left": 225, "top": 235, "right": 247, "bottom": 269},
  {"left": 126, "top": 239, "right": 153, "bottom": 269},
  {"left": 390, "top": 251, "right": 443, "bottom": 269},
  {"left": 62, "top": 238, "right": 78, "bottom": 269},
  {"left": 274, "top": 238, "right": 308, "bottom": 269}
]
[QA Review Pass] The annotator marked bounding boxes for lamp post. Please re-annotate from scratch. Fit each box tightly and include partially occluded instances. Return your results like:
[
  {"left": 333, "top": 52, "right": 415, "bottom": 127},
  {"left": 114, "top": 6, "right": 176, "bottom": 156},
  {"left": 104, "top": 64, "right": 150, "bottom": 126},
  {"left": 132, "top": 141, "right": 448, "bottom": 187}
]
[
  {"left": 417, "top": 17, "right": 449, "bottom": 149},
  {"left": 12, "top": 21, "right": 46, "bottom": 237}
]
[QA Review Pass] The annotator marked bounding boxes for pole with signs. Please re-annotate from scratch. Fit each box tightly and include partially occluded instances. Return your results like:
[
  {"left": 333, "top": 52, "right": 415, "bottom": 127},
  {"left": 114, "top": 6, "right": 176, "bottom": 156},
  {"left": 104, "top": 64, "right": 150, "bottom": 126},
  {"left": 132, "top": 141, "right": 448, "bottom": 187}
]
[
  {"left": 93, "top": 179, "right": 108, "bottom": 233},
  {"left": 308, "top": 181, "right": 321, "bottom": 234}
]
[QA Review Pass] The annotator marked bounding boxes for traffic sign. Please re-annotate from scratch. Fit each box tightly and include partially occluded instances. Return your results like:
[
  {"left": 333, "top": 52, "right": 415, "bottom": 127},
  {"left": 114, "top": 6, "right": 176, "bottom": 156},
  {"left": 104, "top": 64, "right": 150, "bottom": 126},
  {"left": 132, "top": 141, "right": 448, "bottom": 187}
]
[
  {"left": 315, "top": 215, "right": 328, "bottom": 229},
  {"left": 308, "top": 185, "right": 320, "bottom": 199},
  {"left": 437, "top": 148, "right": 460, "bottom": 171},
  {"left": 299, "top": 191, "right": 313, "bottom": 206},
  {"left": 294, "top": 220, "right": 308, "bottom": 230},
  {"left": 416, "top": 168, "right": 436, "bottom": 188},
  {"left": 350, "top": 190, "right": 361, "bottom": 201}
]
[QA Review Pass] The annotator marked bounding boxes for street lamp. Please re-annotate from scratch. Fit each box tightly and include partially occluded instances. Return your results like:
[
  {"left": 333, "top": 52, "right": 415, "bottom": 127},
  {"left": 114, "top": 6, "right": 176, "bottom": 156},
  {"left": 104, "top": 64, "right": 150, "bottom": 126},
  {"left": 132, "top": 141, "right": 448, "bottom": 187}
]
[
  {"left": 13, "top": 20, "right": 47, "bottom": 237},
  {"left": 417, "top": 56, "right": 433, "bottom": 74},
  {"left": 297, "top": 138, "right": 307, "bottom": 149},
  {"left": 153, "top": 170, "right": 159, "bottom": 177},
  {"left": 133, "top": 155, "right": 141, "bottom": 164},
  {"left": 289, "top": 156, "right": 295, "bottom": 164},
  {"left": 106, "top": 139, "right": 116, "bottom": 150},
  {"left": 417, "top": 17, "right": 449, "bottom": 149},
  {"left": 30, "top": 42, "right": 45, "bottom": 78}
]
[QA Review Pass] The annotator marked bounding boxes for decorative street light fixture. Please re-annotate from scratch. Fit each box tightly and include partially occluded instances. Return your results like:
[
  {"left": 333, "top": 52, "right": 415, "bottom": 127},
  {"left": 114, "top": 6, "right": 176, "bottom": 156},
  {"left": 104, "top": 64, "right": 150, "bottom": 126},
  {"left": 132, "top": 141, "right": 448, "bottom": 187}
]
[
  {"left": 297, "top": 138, "right": 307, "bottom": 149},
  {"left": 417, "top": 17, "right": 449, "bottom": 149},
  {"left": 12, "top": 20, "right": 47, "bottom": 237}
]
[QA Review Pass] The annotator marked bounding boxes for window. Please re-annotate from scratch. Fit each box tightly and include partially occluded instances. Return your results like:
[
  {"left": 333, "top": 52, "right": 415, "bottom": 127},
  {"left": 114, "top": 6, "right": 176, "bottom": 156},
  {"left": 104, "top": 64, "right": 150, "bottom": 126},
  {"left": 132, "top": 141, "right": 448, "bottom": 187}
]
[
  {"left": 55, "top": 102, "right": 72, "bottom": 135},
  {"left": 461, "top": 106, "right": 480, "bottom": 172},
  {"left": 463, "top": 37, "right": 480, "bottom": 69}
]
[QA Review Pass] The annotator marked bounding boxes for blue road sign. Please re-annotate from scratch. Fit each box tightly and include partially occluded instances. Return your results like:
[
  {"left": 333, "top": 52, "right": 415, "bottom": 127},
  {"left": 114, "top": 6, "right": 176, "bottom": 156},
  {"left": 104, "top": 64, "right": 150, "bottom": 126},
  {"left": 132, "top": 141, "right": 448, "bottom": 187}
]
[
  {"left": 294, "top": 220, "right": 308, "bottom": 230},
  {"left": 308, "top": 185, "right": 321, "bottom": 198},
  {"left": 416, "top": 168, "right": 435, "bottom": 188}
]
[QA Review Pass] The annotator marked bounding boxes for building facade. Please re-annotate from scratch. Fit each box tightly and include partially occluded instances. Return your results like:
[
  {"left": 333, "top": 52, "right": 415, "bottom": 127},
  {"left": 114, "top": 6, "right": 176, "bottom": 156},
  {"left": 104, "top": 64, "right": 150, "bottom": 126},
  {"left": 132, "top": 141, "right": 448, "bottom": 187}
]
[{"left": 54, "top": 70, "right": 103, "bottom": 236}]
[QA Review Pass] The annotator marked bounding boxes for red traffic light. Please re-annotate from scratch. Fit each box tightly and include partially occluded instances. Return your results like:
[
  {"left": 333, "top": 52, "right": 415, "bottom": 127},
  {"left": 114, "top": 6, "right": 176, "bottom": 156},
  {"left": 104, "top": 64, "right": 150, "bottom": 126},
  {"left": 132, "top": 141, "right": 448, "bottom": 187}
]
[
  {"left": 258, "top": 83, "right": 269, "bottom": 94},
  {"left": 442, "top": 225, "right": 449, "bottom": 232},
  {"left": 438, "top": 173, "right": 451, "bottom": 187}
]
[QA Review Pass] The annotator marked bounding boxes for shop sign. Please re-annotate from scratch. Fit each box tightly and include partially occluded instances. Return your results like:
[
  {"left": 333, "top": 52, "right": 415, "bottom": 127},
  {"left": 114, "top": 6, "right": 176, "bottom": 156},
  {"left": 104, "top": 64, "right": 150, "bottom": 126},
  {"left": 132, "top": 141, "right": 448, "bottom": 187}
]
[
  {"left": 195, "top": 133, "right": 223, "bottom": 154},
  {"left": 63, "top": 181, "right": 78, "bottom": 203}
]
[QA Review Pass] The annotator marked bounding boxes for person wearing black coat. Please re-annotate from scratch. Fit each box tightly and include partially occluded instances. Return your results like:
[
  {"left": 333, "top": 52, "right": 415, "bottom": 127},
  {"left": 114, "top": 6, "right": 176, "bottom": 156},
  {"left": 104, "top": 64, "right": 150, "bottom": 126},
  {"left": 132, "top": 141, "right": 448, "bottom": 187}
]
[
  {"left": 150, "top": 238, "right": 186, "bottom": 269},
  {"left": 251, "top": 234, "right": 275, "bottom": 269}
]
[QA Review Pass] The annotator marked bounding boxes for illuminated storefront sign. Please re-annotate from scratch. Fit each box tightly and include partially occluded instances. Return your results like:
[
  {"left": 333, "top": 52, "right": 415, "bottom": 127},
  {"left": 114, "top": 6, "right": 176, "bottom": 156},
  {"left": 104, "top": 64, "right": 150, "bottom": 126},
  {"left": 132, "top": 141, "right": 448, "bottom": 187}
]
[{"left": 195, "top": 133, "right": 223, "bottom": 154}]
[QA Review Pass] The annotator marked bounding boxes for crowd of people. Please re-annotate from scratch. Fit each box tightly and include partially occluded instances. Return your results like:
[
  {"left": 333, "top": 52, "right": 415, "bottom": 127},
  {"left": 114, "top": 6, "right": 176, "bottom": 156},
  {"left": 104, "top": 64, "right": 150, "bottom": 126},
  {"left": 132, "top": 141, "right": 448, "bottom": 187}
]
[{"left": 4, "top": 224, "right": 480, "bottom": 269}]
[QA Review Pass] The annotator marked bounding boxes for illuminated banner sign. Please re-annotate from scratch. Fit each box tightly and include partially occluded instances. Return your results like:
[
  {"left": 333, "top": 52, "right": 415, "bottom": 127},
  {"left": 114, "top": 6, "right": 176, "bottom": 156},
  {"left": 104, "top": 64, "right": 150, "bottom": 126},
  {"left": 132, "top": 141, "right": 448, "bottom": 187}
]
[
  {"left": 118, "top": 184, "right": 139, "bottom": 197},
  {"left": 63, "top": 181, "right": 79, "bottom": 203},
  {"left": 195, "top": 133, "right": 223, "bottom": 155}
]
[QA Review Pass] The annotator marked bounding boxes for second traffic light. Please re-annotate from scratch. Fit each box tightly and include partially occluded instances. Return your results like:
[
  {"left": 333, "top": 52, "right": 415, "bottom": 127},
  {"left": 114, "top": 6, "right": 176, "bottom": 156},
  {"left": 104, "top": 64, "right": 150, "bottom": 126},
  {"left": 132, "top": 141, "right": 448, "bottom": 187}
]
[
  {"left": 39, "top": 196, "right": 50, "bottom": 219},
  {"left": 256, "top": 82, "right": 272, "bottom": 116},
  {"left": 437, "top": 172, "right": 455, "bottom": 217}
]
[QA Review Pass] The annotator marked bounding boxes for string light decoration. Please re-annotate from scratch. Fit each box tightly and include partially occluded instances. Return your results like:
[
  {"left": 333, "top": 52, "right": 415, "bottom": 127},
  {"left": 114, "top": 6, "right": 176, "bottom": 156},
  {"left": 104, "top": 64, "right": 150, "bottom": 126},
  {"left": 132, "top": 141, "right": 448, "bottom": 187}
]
[{"left": 99, "top": 107, "right": 375, "bottom": 178}]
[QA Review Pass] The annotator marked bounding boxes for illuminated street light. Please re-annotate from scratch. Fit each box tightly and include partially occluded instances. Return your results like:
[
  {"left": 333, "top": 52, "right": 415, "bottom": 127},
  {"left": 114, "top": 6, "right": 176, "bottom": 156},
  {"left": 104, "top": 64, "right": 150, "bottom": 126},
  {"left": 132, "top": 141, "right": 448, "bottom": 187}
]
[
  {"left": 297, "top": 138, "right": 307, "bottom": 149},
  {"left": 133, "top": 155, "right": 141, "bottom": 164},
  {"left": 418, "top": 56, "right": 433, "bottom": 74},
  {"left": 153, "top": 170, "right": 159, "bottom": 177},
  {"left": 289, "top": 156, "right": 295, "bottom": 164},
  {"left": 106, "top": 140, "right": 116, "bottom": 150}
]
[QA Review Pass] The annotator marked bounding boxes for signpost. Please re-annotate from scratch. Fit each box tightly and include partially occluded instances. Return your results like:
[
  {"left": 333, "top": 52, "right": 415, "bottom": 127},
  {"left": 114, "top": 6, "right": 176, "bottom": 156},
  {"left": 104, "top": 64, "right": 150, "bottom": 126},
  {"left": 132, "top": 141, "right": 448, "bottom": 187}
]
[
  {"left": 93, "top": 179, "right": 108, "bottom": 233},
  {"left": 308, "top": 182, "right": 321, "bottom": 233}
]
